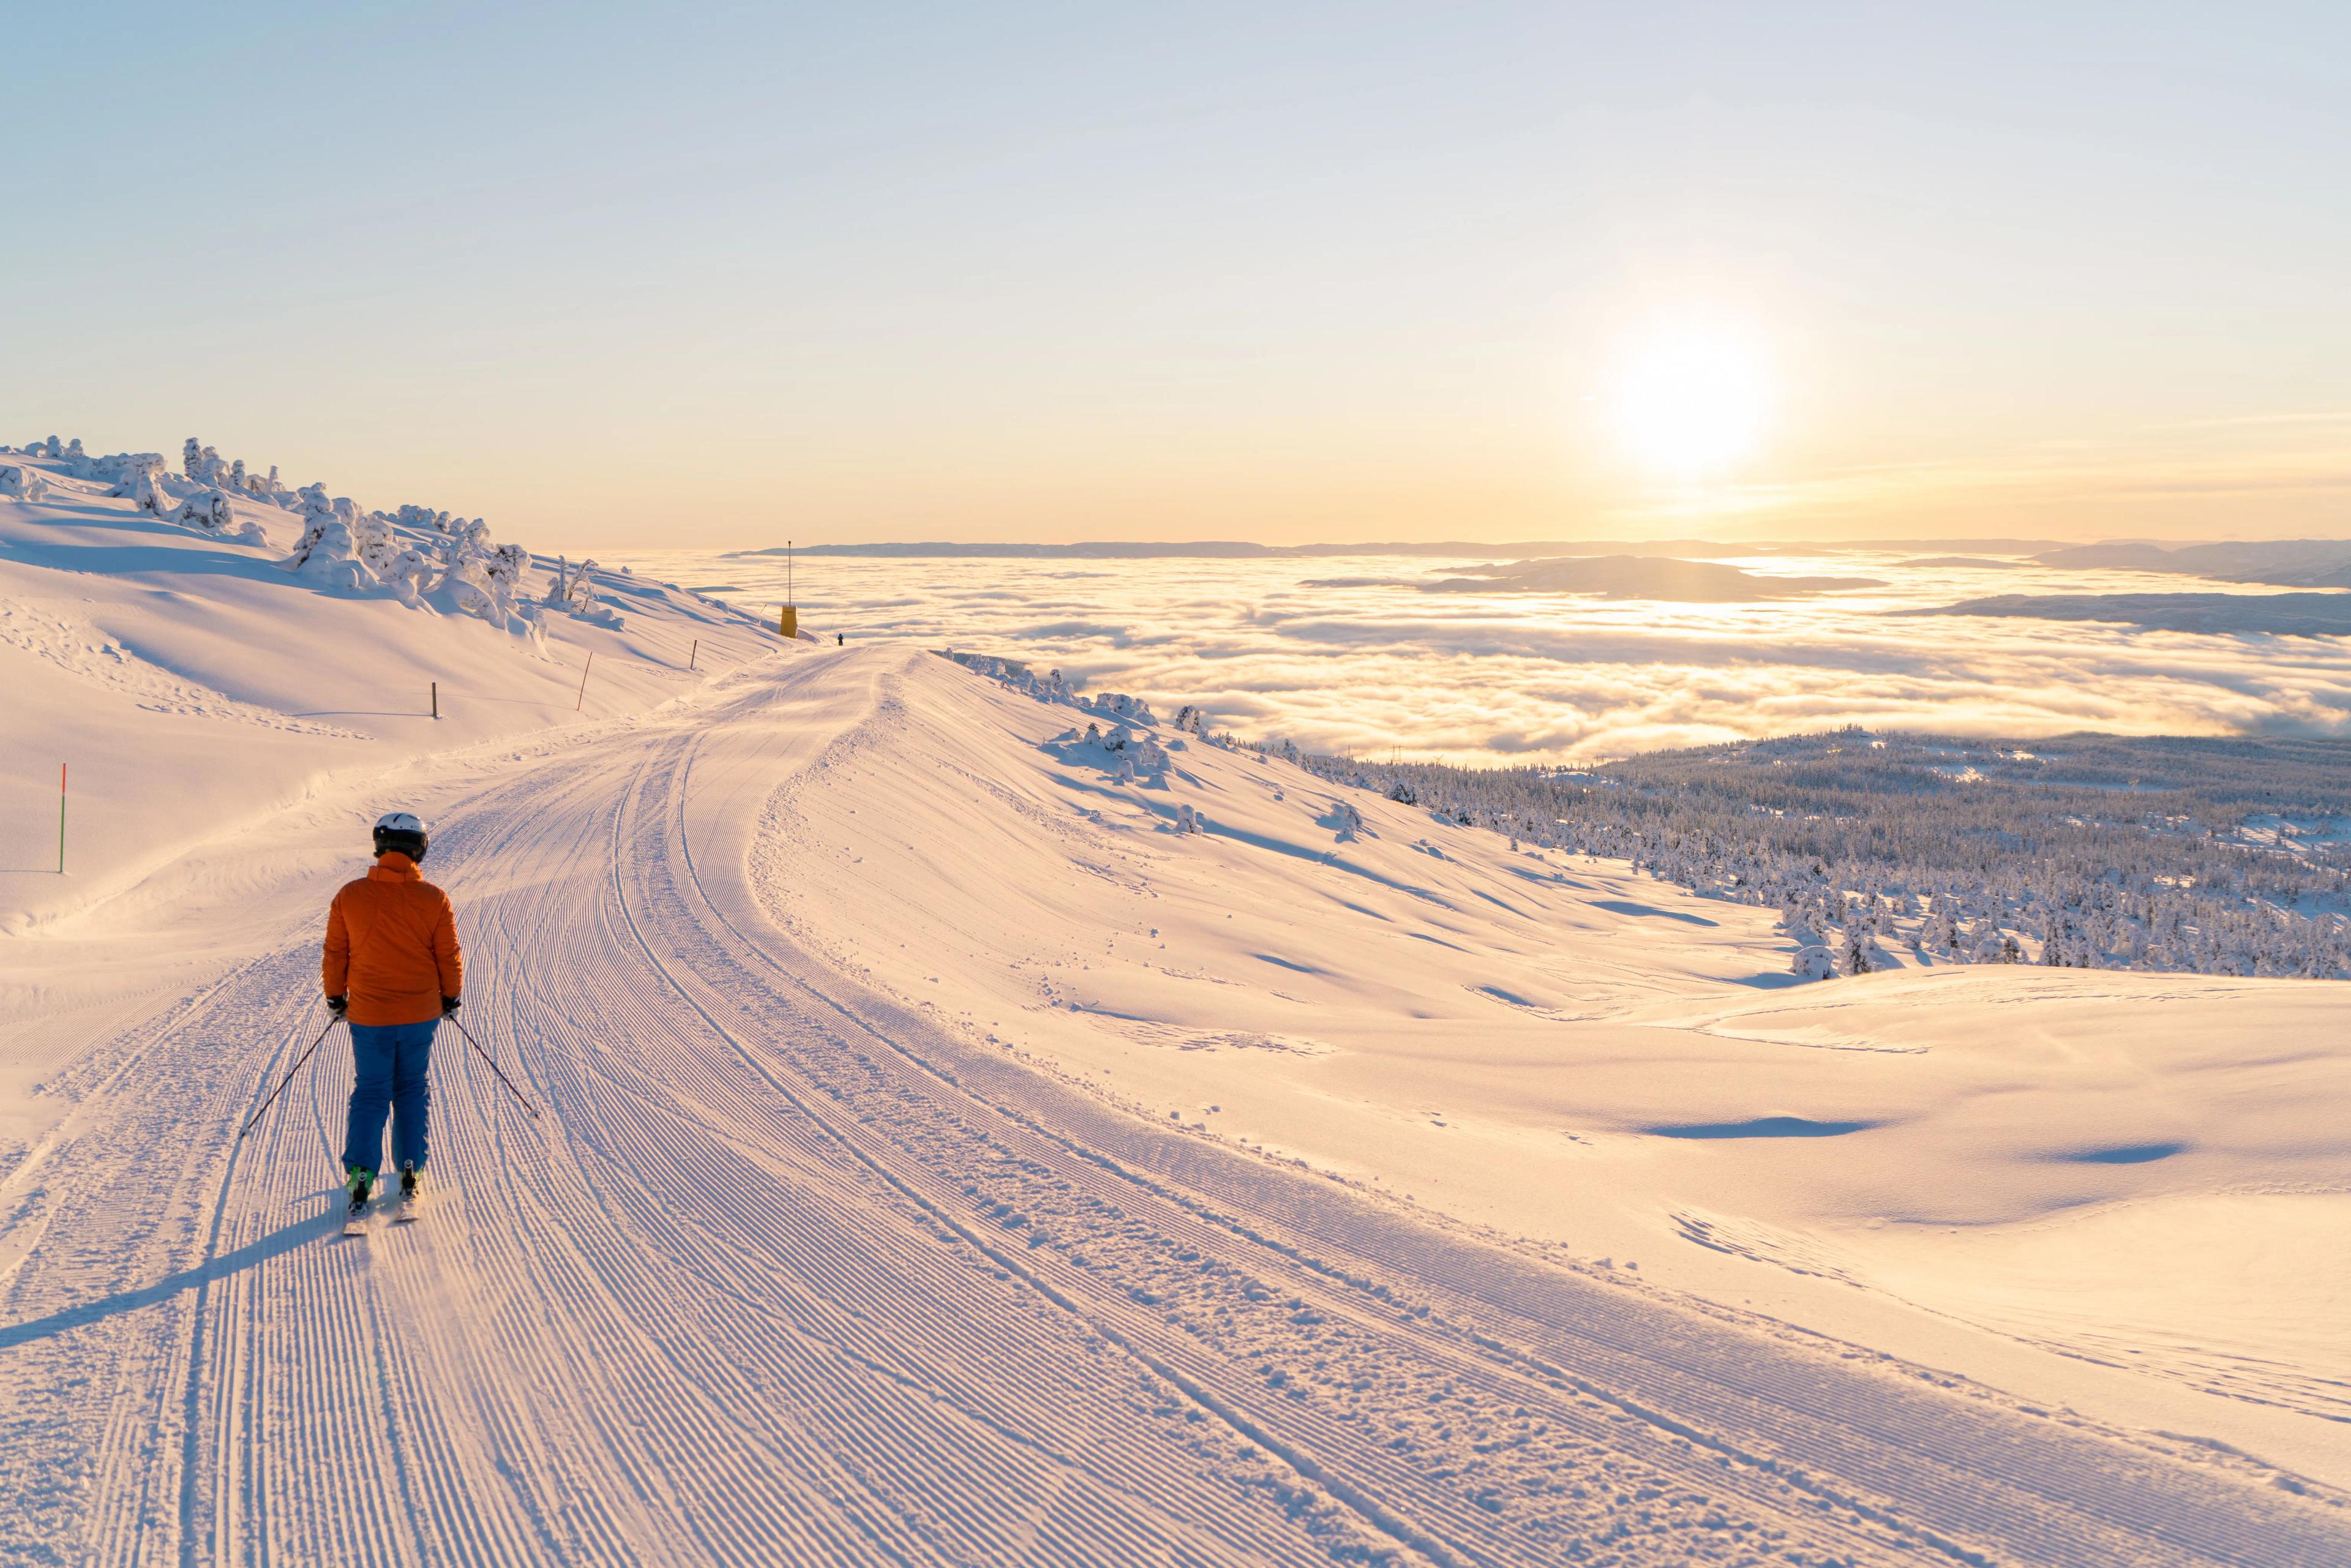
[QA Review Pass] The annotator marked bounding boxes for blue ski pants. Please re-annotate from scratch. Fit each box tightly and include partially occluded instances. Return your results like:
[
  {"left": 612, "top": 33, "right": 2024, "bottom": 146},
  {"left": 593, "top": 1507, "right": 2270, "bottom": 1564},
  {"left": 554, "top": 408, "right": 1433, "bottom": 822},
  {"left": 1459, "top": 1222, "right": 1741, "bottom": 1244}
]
[{"left": 343, "top": 1018, "right": 437, "bottom": 1176}]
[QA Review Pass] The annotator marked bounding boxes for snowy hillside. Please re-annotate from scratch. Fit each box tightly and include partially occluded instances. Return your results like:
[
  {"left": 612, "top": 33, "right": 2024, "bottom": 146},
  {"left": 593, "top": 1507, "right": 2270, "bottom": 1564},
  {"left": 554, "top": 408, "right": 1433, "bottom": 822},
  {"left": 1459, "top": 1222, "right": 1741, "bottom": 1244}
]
[
  {"left": 0, "top": 435, "right": 775, "bottom": 938},
  {"left": 1, "top": 463, "right": 2347, "bottom": 1564},
  {"left": 776, "top": 652, "right": 2351, "bottom": 1478}
]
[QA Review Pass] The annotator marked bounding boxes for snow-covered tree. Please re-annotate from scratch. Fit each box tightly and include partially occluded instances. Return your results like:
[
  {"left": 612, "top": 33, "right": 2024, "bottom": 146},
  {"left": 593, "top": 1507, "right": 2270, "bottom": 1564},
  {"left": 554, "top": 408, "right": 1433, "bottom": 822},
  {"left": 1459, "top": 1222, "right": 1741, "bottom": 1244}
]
[
  {"left": 104, "top": 452, "right": 171, "bottom": 510},
  {"left": 0, "top": 463, "right": 50, "bottom": 502},
  {"left": 288, "top": 490, "right": 377, "bottom": 588},
  {"left": 132, "top": 468, "right": 173, "bottom": 514},
  {"left": 289, "top": 484, "right": 334, "bottom": 559},
  {"left": 546, "top": 555, "right": 605, "bottom": 614},
  {"left": 380, "top": 547, "right": 434, "bottom": 606},
  {"left": 173, "top": 489, "right": 238, "bottom": 533},
  {"left": 481, "top": 541, "right": 530, "bottom": 615},
  {"left": 352, "top": 508, "right": 402, "bottom": 575}
]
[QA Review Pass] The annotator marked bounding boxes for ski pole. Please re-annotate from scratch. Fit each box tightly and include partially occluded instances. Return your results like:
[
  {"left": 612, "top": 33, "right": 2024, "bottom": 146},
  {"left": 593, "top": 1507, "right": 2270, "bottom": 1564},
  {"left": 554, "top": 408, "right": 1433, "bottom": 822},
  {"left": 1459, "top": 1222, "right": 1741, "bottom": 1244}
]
[
  {"left": 238, "top": 1016, "right": 346, "bottom": 1141},
  {"left": 444, "top": 1015, "right": 544, "bottom": 1120}
]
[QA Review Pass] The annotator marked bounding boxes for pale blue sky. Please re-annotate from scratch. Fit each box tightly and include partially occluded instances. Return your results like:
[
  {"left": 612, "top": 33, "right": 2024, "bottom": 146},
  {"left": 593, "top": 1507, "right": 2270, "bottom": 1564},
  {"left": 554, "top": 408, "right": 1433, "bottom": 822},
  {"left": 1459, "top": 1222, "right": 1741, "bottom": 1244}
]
[{"left": 8, "top": 4, "right": 2347, "bottom": 547}]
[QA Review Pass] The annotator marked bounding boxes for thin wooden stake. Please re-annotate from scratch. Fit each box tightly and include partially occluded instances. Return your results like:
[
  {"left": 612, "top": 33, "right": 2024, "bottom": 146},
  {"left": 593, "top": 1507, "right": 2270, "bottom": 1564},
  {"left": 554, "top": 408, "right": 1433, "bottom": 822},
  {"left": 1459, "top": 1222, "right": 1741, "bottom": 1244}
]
[
  {"left": 688, "top": 639, "right": 698, "bottom": 672},
  {"left": 576, "top": 651, "right": 594, "bottom": 712},
  {"left": 431, "top": 680, "right": 438, "bottom": 719},
  {"left": 58, "top": 763, "right": 67, "bottom": 875}
]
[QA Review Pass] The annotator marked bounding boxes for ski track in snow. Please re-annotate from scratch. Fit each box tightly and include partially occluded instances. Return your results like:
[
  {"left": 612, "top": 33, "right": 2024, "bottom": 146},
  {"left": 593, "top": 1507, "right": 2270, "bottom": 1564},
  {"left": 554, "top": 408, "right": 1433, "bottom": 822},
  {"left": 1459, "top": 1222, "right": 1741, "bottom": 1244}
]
[{"left": 1, "top": 651, "right": 2347, "bottom": 1566}]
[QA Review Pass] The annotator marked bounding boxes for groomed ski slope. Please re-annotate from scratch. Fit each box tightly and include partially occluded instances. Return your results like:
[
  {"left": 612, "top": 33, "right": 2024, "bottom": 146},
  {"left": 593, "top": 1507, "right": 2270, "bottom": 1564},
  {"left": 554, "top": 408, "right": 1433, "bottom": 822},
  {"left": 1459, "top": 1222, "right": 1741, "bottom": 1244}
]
[{"left": 2, "top": 646, "right": 2347, "bottom": 1566}]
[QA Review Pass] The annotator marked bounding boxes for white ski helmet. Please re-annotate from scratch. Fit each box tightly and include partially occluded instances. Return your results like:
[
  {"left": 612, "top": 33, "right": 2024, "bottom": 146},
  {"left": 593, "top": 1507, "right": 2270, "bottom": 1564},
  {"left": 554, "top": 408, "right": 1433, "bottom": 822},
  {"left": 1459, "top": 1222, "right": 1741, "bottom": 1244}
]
[{"left": 372, "top": 811, "right": 429, "bottom": 863}]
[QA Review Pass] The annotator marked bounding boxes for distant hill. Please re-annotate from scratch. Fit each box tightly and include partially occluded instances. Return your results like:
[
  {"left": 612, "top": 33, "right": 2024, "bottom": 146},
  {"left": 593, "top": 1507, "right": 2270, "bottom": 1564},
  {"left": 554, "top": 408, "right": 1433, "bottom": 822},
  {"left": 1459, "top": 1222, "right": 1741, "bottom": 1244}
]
[
  {"left": 730, "top": 536, "right": 2064, "bottom": 561},
  {"left": 2035, "top": 539, "right": 2351, "bottom": 588},
  {"left": 1914, "top": 591, "right": 2351, "bottom": 636},
  {"left": 1400, "top": 555, "right": 1883, "bottom": 601}
]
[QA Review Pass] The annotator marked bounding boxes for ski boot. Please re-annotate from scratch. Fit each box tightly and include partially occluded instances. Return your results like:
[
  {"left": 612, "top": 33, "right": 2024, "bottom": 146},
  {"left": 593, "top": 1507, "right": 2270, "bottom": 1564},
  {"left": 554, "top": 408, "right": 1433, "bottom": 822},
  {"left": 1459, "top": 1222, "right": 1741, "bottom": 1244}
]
[
  {"left": 392, "top": 1161, "right": 421, "bottom": 1224},
  {"left": 343, "top": 1168, "right": 375, "bottom": 1234}
]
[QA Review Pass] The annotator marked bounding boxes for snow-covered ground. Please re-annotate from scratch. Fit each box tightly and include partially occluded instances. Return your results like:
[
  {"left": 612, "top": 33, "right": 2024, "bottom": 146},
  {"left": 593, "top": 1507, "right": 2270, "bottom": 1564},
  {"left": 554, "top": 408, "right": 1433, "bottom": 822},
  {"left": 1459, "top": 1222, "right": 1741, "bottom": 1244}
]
[{"left": 3, "top": 456, "right": 2349, "bottom": 1564}]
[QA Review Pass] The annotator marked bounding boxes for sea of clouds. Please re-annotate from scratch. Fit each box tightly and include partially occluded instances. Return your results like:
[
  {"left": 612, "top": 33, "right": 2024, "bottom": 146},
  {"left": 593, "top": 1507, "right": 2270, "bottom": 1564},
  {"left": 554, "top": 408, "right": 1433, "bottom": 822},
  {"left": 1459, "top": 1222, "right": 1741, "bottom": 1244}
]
[{"left": 619, "top": 548, "right": 2351, "bottom": 765}]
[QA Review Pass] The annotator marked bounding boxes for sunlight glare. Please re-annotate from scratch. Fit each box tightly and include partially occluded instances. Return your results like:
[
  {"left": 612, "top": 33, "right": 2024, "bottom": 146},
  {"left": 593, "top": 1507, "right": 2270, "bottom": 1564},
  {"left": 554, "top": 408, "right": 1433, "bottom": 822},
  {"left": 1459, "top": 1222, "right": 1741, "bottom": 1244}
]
[{"left": 1615, "top": 327, "right": 1770, "bottom": 477}]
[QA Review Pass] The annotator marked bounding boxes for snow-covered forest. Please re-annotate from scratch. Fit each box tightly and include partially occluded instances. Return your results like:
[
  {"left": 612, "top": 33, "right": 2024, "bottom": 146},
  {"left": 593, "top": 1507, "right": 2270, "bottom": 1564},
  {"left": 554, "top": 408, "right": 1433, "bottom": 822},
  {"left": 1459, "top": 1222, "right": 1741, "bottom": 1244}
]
[
  {"left": 1290, "top": 729, "right": 2351, "bottom": 980},
  {"left": 1, "top": 434, "right": 623, "bottom": 637},
  {"left": 950, "top": 651, "right": 2351, "bottom": 980}
]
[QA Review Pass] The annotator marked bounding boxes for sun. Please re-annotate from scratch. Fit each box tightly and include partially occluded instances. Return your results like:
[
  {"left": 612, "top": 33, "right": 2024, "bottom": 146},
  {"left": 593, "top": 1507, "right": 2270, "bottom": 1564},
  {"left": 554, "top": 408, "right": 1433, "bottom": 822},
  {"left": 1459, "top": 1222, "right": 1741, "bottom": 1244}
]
[{"left": 1614, "top": 326, "right": 1769, "bottom": 477}]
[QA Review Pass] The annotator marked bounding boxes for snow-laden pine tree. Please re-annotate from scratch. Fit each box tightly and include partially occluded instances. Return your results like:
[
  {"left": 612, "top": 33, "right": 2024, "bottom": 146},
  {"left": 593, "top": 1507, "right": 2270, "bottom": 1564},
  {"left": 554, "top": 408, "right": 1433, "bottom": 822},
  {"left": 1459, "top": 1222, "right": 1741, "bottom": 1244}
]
[
  {"left": 352, "top": 509, "right": 402, "bottom": 576},
  {"left": 288, "top": 488, "right": 381, "bottom": 590},
  {"left": 173, "top": 490, "right": 238, "bottom": 533}
]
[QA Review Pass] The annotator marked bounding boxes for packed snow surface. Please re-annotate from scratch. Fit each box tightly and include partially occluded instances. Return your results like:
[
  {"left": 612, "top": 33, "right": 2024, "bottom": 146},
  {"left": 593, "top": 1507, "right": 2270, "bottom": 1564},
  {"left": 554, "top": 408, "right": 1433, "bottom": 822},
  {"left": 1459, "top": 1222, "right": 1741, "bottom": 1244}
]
[{"left": 4, "top": 462, "right": 2350, "bottom": 1564}]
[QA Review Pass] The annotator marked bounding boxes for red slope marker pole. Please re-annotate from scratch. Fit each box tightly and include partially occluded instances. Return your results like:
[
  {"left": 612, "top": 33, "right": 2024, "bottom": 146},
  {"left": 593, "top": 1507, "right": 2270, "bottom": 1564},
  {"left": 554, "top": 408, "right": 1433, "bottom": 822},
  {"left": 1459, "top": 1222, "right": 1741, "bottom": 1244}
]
[{"left": 576, "top": 651, "right": 594, "bottom": 713}]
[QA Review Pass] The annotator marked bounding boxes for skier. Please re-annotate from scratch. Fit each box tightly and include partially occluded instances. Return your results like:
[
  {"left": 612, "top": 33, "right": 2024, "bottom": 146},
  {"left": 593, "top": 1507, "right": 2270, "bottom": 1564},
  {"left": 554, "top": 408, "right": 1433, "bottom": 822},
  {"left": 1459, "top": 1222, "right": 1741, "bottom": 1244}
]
[{"left": 323, "top": 811, "right": 462, "bottom": 1223}]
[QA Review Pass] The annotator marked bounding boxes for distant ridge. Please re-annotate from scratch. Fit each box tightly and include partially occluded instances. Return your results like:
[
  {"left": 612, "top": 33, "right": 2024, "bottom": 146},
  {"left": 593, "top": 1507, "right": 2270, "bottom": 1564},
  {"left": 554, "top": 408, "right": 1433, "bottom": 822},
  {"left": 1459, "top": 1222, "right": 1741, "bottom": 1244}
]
[
  {"left": 1912, "top": 591, "right": 2351, "bottom": 636},
  {"left": 1313, "top": 555, "right": 1885, "bottom": 601},
  {"left": 2033, "top": 538, "right": 2351, "bottom": 588},
  {"left": 730, "top": 537, "right": 2066, "bottom": 561}
]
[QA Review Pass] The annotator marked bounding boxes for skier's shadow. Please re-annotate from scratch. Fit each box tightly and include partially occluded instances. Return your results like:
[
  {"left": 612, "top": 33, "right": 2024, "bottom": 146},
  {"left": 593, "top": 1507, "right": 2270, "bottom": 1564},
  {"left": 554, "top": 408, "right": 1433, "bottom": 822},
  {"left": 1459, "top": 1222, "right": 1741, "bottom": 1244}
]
[{"left": 0, "top": 1215, "right": 323, "bottom": 1352}]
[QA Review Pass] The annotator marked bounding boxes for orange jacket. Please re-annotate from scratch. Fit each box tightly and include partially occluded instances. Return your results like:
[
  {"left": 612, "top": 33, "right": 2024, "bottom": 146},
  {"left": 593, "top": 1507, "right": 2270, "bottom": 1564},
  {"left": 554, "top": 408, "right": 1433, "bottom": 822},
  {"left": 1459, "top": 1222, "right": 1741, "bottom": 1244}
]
[{"left": 323, "top": 852, "right": 463, "bottom": 1026}]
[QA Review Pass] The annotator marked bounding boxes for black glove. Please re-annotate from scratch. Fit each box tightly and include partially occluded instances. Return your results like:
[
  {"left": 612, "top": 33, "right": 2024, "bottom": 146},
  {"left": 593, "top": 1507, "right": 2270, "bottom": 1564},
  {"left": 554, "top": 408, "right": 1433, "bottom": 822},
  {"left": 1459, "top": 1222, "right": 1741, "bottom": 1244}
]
[
  {"left": 441, "top": 996, "right": 461, "bottom": 1016},
  {"left": 326, "top": 995, "right": 348, "bottom": 1017}
]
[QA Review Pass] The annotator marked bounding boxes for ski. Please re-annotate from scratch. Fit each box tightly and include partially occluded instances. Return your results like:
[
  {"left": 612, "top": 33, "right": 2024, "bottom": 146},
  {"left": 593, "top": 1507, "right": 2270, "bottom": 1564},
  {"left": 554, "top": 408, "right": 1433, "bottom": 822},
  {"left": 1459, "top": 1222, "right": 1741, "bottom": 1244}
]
[
  {"left": 389, "top": 1163, "right": 421, "bottom": 1224},
  {"left": 340, "top": 1172, "right": 375, "bottom": 1237}
]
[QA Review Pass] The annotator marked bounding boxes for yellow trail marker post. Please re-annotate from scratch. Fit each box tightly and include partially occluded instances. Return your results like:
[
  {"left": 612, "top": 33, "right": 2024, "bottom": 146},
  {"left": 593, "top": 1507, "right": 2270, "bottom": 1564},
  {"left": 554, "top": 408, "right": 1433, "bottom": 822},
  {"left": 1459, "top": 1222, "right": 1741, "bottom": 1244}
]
[{"left": 778, "top": 538, "right": 798, "bottom": 639}]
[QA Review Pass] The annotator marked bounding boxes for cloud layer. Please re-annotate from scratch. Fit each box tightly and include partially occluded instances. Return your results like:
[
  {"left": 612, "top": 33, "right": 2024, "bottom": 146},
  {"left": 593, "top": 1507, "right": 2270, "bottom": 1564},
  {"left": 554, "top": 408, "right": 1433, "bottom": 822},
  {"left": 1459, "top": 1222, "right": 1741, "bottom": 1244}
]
[{"left": 624, "top": 550, "right": 2351, "bottom": 764}]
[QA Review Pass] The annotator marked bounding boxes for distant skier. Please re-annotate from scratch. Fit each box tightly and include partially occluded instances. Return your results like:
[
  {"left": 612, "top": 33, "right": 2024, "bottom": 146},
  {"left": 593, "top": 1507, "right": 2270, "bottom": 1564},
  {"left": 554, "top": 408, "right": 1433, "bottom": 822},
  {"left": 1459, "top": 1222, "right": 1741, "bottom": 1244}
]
[
  {"left": 836, "top": 632, "right": 844, "bottom": 646},
  {"left": 323, "top": 811, "right": 462, "bottom": 1222}
]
